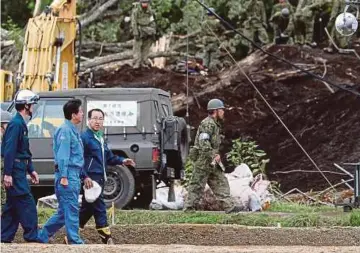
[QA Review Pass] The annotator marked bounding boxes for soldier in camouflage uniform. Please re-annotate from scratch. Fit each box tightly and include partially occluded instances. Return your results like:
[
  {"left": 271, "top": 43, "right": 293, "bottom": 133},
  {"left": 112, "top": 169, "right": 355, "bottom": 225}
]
[
  {"left": 242, "top": 0, "right": 269, "bottom": 53},
  {"left": 131, "top": 0, "right": 157, "bottom": 68},
  {"left": 1, "top": 110, "right": 13, "bottom": 206},
  {"left": 270, "top": 0, "right": 295, "bottom": 44},
  {"left": 323, "top": 0, "right": 352, "bottom": 53},
  {"left": 294, "top": 0, "right": 329, "bottom": 47},
  {"left": 184, "top": 99, "right": 241, "bottom": 213},
  {"left": 201, "top": 8, "right": 226, "bottom": 72}
]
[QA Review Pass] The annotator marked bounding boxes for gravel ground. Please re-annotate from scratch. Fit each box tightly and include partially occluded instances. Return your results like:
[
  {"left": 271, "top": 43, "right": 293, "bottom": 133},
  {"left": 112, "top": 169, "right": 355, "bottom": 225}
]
[
  {"left": 1, "top": 244, "right": 359, "bottom": 253},
  {"left": 12, "top": 225, "right": 360, "bottom": 246}
]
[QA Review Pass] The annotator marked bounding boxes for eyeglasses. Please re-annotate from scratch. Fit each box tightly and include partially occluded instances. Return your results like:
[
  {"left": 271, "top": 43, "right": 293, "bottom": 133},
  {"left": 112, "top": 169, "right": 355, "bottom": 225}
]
[{"left": 90, "top": 117, "right": 104, "bottom": 121}]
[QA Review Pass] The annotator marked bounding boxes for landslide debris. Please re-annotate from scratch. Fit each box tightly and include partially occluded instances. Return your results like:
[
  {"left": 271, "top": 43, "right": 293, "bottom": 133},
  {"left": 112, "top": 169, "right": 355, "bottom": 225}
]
[{"left": 85, "top": 45, "right": 360, "bottom": 192}]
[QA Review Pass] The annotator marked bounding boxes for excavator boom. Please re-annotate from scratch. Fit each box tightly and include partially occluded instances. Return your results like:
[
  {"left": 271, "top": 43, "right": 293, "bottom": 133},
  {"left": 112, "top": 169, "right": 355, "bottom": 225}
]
[{"left": 1, "top": 0, "right": 79, "bottom": 102}]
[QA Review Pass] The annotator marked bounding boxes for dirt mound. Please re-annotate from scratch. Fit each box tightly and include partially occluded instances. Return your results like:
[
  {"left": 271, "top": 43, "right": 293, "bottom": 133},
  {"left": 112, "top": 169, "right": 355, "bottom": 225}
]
[{"left": 89, "top": 45, "right": 360, "bottom": 192}]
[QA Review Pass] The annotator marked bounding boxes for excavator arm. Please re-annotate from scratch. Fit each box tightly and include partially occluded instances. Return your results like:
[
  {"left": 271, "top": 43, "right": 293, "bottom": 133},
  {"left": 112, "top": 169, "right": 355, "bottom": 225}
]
[{"left": 1, "top": 0, "right": 79, "bottom": 102}]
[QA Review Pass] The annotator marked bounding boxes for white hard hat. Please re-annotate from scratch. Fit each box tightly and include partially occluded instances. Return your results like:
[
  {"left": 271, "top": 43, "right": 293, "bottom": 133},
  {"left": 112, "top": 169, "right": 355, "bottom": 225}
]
[
  {"left": 14, "top": 89, "right": 40, "bottom": 105},
  {"left": 83, "top": 180, "right": 102, "bottom": 203}
]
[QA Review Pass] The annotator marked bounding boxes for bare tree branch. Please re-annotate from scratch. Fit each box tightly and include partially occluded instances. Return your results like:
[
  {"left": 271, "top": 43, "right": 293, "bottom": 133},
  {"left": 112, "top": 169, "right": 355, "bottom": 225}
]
[{"left": 80, "top": 0, "right": 119, "bottom": 28}]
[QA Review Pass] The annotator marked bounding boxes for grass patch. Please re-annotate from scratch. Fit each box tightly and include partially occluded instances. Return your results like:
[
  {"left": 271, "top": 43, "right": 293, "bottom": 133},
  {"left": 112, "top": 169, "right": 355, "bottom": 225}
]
[
  {"left": 268, "top": 201, "right": 339, "bottom": 213},
  {"left": 37, "top": 204, "right": 360, "bottom": 227}
]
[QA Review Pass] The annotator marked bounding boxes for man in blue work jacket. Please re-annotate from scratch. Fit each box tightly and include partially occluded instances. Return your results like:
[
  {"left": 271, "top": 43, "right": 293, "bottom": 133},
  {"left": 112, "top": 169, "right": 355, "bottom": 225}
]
[
  {"left": 79, "top": 108, "right": 135, "bottom": 244},
  {"left": 38, "top": 99, "right": 92, "bottom": 244},
  {"left": 1, "top": 90, "right": 41, "bottom": 243}
]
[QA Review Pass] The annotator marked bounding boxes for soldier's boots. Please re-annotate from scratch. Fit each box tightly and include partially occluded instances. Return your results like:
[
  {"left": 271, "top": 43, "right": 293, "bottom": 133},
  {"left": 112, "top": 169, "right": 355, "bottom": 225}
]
[{"left": 97, "top": 226, "right": 114, "bottom": 245}]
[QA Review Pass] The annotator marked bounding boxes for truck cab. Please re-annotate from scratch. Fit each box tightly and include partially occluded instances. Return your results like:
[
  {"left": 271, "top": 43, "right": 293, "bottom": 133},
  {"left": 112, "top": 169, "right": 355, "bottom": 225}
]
[{"left": 8, "top": 87, "right": 189, "bottom": 208}]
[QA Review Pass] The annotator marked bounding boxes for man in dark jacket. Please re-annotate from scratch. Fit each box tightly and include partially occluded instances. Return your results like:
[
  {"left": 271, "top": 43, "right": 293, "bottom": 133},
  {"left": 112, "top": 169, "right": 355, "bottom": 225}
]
[
  {"left": 1, "top": 90, "right": 40, "bottom": 243},
  {"left": 79, "top": 108, "right": 135, "bottom": 244}
]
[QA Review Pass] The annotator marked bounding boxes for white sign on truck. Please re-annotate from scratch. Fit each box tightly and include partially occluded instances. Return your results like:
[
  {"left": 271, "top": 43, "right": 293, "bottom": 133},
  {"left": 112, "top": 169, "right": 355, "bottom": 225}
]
[{"left": 87, "top": 101, "right": 138, "bottom": 126}]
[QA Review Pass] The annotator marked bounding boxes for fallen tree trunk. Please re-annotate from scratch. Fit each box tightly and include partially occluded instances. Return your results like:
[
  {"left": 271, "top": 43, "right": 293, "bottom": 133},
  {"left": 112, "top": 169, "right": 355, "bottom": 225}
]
[
  {"left": 80, "top": 40, "right": 134, "bottom": 54},
  {"left": 1, "top": 40, "right": 15, "bottom": 47},
  {"left": 80, "top": 51, "right": 187, "bottom": 71},
  {"left": 172, "top": 49, "right": 270, "bottom": 112}
]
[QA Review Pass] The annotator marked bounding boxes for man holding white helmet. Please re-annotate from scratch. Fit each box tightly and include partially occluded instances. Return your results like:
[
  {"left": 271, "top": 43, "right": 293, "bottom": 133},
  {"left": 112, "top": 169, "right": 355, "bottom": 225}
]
[
  {"left": 1, "top": 89, "right": 40, "bottom": 243},
  {"left": 79, "top": 108, "right": 135, "bottom": 244}
]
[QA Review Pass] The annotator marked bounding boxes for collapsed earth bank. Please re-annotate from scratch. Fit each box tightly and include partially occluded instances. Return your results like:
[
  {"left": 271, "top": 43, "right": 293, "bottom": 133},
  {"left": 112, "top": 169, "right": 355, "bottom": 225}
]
[{"left": 81, "top": 45, "right": 360, "bottom": 192}]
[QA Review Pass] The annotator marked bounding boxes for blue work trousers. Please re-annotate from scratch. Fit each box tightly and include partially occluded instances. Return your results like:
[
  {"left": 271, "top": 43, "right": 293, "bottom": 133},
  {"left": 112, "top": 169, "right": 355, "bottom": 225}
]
[
  {"left": 79, "top": 173, "right": 108, "bottom": 229},
  {"left": 38, "top": 169, "right": 84, "bottom": 244},
  {"left": 1, "top": 193, "right": 39, "bottom": 243}
]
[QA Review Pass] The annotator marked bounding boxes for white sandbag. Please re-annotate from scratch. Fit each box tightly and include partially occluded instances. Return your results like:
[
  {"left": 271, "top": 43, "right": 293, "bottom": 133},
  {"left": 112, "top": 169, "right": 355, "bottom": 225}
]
[
  {"left": 149, "top": 182, "right": 185, "bottom": 210},
  {"left": 226, "top": 163, "right": 264, "bottom": 211},
  {"left": 37, "top": 194, "right": 83, "bottom": 209}
]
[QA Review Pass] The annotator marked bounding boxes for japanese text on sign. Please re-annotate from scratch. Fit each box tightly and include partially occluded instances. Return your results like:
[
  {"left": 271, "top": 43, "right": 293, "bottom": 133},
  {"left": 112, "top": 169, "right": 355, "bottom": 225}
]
[{"left": 87, "top": 101, "right": 138, "bottom": 126}]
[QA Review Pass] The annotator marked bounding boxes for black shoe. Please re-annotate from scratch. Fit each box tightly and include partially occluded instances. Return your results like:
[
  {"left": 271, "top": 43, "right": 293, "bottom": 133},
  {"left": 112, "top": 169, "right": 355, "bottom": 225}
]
[{"left": 97, "top": 227, "right": 112, "bottom": 244}]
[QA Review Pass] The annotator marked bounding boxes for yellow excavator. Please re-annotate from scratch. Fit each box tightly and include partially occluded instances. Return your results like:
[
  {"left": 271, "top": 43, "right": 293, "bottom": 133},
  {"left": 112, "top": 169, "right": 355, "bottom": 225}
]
[{"left": 0, "top": 0, "right": 79, "bottom": 102}]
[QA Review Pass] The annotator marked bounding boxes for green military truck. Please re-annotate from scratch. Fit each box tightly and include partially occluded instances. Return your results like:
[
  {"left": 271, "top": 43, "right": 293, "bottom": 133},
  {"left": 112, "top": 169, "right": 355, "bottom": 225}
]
[{"left": 7, "top": 88, "right": 190, "bottom": 209}]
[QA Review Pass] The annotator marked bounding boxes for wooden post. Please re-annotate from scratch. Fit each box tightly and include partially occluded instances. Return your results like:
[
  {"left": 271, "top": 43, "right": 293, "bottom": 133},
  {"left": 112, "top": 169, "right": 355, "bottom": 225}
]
[{"left": 112, "top": 201, "right": 115, "bottom": 225}]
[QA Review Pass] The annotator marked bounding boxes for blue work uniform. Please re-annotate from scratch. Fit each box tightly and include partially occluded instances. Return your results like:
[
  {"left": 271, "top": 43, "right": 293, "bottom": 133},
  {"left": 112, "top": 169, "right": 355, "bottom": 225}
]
[
  {"left": 1, "top": 112, "right": 39, "bottom": 243},
  {"left": 38, "top": 120, "right": 84, "bottom": 244},
  {"left": 79, "top": 127, "right": 124, "bottom": 243}
]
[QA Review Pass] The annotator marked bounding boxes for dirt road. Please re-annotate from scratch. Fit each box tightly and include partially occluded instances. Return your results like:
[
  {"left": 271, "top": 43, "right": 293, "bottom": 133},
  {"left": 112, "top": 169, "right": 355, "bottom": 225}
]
[
  {"left": 1, "top": 244, "right": 359, "bottom": 253},
  {"left": 13, "top": 225, "right": 360, "bottom": 246}
]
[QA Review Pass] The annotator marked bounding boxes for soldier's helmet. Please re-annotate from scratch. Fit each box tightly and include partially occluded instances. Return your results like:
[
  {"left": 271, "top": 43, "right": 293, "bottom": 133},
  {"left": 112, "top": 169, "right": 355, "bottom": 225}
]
[
  {"left": 139, "top": 0, "right": 150, "bottom": 2},
  {"left": 14, "top": 89, "right": 40, "bottom": 105},
  {"left": 207, "top": 7, "right": 215, "bottom": 16},
  {"left": 281, "top": 8, "right": 290, "bottom": 18},
  {"left": 0, "top": 109, "right": 12, "bottom": 124},
  {"left": 207, "top": 99, "right": 225, "bottom": 111}
]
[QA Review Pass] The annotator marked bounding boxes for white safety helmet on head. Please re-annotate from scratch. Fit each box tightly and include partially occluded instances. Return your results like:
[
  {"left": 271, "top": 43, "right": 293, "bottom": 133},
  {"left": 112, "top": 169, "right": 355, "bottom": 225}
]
[
  {"left": 14, "top": 89, "right": 40, "bottom": 105},
  {"left": 83, "top": 180, "right": 102, "bottom": 203}
]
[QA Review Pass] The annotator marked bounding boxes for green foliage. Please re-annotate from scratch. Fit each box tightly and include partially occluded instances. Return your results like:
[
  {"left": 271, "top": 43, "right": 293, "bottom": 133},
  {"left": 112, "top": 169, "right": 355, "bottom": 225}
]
[
  {"left": 269, "top": 201, "right": 338, "bottom": 213},
  {"left": 169, "top": 1, "right": 203, "bottom": 34},
  {"left": 1, "top": 18, "right": 24, "bottom": 51},
  {"left": 1, "top": 0, "right": 53, "bottom": 28},
  {"left": 349, "top": 211, "right": 360, "bottom": 226},
  {"left": 226, "top": 138, "right": 269, "bottom": 176},
  {"left": 83, "top": 19, "right": 121, "bottom": 43}
]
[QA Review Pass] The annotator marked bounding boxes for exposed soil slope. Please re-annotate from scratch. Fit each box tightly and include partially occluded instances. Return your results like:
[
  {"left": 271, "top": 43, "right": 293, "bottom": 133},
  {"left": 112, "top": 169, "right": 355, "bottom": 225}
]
[{"left": 85, "top": 45, "right": 360, "bottom": 191}]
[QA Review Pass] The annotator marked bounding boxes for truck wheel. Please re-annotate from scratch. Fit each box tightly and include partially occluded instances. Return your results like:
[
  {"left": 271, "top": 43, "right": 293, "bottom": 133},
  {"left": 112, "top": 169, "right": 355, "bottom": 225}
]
[{"left": 103, "top": 165, "right": 135, "bottom": 209}]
